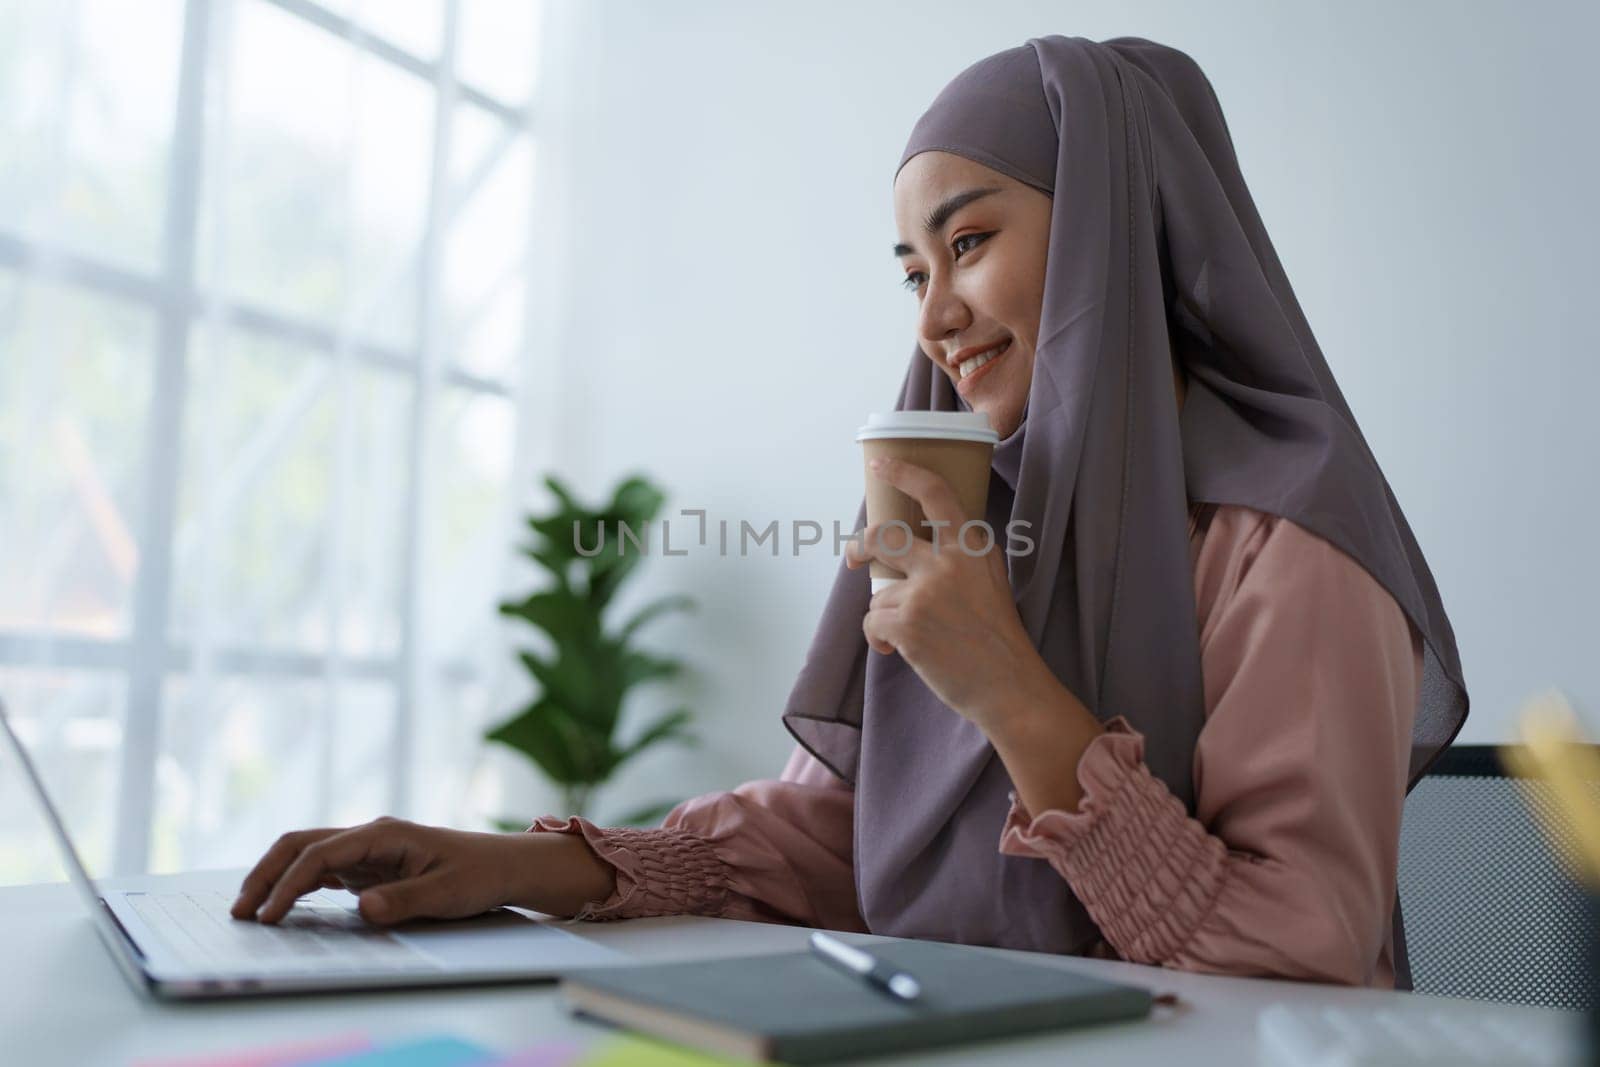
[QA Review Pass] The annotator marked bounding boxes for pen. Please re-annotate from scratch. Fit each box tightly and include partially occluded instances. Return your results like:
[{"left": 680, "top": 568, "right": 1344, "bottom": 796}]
[{"left": 808, "top": 930, "right": 922, "bottom": 1002}]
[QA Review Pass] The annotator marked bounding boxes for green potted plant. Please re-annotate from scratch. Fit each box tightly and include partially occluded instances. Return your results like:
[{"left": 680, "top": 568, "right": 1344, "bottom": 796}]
[{"left": 488, "top": 472, "right": 697, "bottom": 828}]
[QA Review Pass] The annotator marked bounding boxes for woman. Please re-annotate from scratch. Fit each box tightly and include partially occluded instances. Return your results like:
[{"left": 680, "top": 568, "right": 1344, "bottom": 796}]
[{"left": 231, "top": 36, "right": 1468, "bottom": 989}]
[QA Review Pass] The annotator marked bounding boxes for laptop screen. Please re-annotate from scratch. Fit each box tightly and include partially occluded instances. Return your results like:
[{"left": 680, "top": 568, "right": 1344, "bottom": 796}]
[{"left": 0, "top": 697, "right": 108, "bottom": 915}]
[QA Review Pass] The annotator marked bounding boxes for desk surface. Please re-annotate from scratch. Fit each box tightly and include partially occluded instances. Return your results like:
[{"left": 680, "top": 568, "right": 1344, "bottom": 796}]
[{"left": 2, "top": 870, "right": 1582, "bottom": 1067}]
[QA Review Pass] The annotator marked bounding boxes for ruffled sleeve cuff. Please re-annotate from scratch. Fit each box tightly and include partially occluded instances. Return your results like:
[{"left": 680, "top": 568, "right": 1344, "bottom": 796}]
[
  {"left": 997, "top": 717, "right": 1229, "bottom": 963},
  {"left": 526, "top": 815, "right": 729, "bottom": 922}
]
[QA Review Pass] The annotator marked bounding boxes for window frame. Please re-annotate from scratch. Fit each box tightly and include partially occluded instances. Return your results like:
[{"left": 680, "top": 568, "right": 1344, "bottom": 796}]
[{"left": 0, "top": 0, "right": 538, "bottom": 876}]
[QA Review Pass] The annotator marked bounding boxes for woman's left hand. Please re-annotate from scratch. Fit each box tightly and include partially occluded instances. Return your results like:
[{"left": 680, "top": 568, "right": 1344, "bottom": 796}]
[{"left": 844, "top": 456, "right": 1047, "bottom": 730}]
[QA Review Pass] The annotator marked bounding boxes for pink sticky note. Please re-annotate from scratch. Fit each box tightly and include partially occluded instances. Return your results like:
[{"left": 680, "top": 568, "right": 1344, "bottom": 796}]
[
  {"left": 493, "top": 1043, "right": 586, "bottom": 1067},
  {"left": 134, "top": 1033, "right": 373, "bottom": 1067}
]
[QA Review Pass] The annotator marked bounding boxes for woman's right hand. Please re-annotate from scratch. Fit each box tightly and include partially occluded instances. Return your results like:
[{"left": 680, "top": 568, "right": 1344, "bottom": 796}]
[{"left": 228, "top": 816, "right": 617, "bottom": 926}]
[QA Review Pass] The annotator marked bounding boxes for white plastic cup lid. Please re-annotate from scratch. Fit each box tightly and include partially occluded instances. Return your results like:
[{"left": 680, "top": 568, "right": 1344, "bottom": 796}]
[{"left": 855, "top": 410, "right": 999, "bottom": 444}]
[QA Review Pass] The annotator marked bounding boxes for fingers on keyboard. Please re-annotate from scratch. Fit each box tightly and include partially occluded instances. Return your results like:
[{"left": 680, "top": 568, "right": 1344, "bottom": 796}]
[
  {"left": 232, "top": 828, "right": 339, "bottom": 919},
  {"left": 258, "top": 828, "right": 392, "bottom": 924}
]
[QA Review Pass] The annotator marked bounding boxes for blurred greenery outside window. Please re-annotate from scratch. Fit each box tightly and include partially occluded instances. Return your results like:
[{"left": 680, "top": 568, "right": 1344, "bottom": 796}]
[{"left": 0, "top": 0, "right": 547, "bottom": 884}]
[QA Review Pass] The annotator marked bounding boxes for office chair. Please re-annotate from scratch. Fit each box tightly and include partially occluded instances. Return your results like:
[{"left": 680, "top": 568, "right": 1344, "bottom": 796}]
[{"left": 1398, "top": 744, "right": 1598, "bottom": 1010}]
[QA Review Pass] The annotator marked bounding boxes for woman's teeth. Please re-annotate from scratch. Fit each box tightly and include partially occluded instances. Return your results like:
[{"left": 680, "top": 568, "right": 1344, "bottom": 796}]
[{"left": 959, "top": 340, "right": 1010, "bottom": 379}]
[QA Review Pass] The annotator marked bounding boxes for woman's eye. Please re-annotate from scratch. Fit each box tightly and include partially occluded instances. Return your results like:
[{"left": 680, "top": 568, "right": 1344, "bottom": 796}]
[
  {"left": 952, "top": 232, "right": 991, "bottom": 258},
  {"left": 900, "top": 234, "right": 990, "bottom": 293}
]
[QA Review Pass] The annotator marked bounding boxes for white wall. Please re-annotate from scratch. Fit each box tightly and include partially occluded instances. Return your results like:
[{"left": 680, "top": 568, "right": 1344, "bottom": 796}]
[{"left": 518, "top": 0, "right": 1600, "bottom": 817}]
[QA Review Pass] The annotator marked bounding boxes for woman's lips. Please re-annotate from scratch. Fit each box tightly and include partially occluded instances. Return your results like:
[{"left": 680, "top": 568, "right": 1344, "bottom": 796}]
[{"left": 955, "top": 339, "right": 1011, "bottom": 397}]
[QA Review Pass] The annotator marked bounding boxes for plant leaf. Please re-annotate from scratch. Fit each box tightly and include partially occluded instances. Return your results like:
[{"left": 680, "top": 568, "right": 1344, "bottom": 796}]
[
  {"left": 492, "top": 470, "right": 695, "bottom": 802},
  {"left": 614, "top": 593, "right": 696, "bottom": 644},
  {"left": 517, "top": 649, "right": 602, "bottom": 716},
  {"left": 619, "top": 649, "right": 681, "bottom": 691},
  {"left": 543, "top": 474, "right": 585, "bottom": 513},
  {"left": 613, "top": 707, "right": 696, "bottom": 770},
  {"left": 485, "top": 698, "right": 593, "bottom": 785},
  {"left": 531, "top": 512, "right": 609, "bottom": 565},
  {"left": 588, "top": 555, "right": 638, "bottom": 610},
  {"left": 568, "top": 475, "right": 667, "bottom": 611},
  {"left": 520, "top": 542, "right": 575, "bottom": 586},
  {"left": 610, "top": 475, "right": 666, "bottom": 526},
  {"left": 500, "top": 588, "right": 598, "bottom": 648}
]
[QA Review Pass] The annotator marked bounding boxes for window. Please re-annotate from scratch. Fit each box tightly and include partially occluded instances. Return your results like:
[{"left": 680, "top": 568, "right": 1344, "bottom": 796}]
[{"left": 0, "top": 0, "right": 544, "bottom": 881}]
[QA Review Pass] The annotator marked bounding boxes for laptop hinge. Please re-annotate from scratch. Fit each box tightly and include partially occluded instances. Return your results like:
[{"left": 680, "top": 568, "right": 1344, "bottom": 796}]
[{"left": 99, "top": 897, "right": 148, "bottom": 961}]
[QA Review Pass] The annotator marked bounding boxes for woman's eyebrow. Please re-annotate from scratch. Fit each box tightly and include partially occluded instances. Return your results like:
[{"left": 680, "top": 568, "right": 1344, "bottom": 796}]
[{"left": 893, "top": 185, "right": 1003, "bottom": 257}]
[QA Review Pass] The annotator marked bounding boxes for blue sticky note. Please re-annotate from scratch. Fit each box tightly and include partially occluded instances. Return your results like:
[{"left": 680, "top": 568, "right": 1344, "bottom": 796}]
[{"left": 299, "top": 1036, "right": 495, "bottom": 1067}]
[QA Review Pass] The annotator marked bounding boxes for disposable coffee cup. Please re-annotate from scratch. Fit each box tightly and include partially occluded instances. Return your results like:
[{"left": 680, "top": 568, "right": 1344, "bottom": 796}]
[{"left": 856, "top": 411, "right": 999, "bottom": 594}]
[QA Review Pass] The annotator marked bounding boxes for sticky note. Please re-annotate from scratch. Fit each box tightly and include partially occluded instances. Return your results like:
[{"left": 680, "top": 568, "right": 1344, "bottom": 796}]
[
  {"left": 300, "top": 1035, "right": 495, "bottom": 1067},
  {"left": 576, "top": 1036, "right": 751, "bottom": 1067},
  {"left": 133, "top": 1033, "right": 372, "bottom": 1067},
  {"left": 492, "top": 1042, "right": 586, "bottom": 1067}
]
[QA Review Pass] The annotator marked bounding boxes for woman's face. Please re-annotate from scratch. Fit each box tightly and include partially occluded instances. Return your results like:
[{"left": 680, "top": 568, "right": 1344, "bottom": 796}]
[{"left": 893, "top": 151, "right": 1052, "bottom": 440}]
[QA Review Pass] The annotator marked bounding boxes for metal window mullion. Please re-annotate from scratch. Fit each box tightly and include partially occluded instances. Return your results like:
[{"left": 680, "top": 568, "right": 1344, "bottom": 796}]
[
  {"left": 112, "top": 0, "right": 212, "bottom": 876},
  {"left": 517, "top": 0, "right": 572, "bottom": 500},
  {"left": 0, "top": 633, "right": 488, "bottom": 686},
  {"left": 484, "top": 5, "right": 564, "bottom": 776},
  {"left": 260, "top": 0, "right": 523, "bottom": 126},
  {"left": 0, "top": 251, "right": 515, "bottom": 405},
  {"left": 0, "top": 633, "right": 132, "bottom": 673},
  {"left": 392, "top": 0, "right": 460, "bottom": 818},
  {"left": 182, "top": 0, "right": 241, "bottom": 869},
  {"left": 0, "top": 230, "right": 168, "bottom": 305},
  {"left": 317, "top": 7, "right": 370, "bottom": 828}
]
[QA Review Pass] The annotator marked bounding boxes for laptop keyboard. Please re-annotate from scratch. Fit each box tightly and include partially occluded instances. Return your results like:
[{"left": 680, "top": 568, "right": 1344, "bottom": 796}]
[{"left": 123, "top": 889, "right": 440, "bottom": 975}]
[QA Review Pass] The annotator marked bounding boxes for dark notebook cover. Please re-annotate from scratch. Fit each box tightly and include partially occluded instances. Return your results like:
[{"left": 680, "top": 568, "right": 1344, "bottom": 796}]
[{"left": 560, "top": 939, "right": 1153, "bottom": 1064}]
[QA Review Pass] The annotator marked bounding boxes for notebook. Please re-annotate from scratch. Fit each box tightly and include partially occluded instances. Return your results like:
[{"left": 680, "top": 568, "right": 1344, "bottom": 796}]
[{"left": 559, "top": 939, "right": 1153, "bottom": 1064}]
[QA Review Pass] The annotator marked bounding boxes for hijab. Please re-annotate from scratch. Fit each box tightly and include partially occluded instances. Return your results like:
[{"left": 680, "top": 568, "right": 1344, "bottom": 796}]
[{"left": 781, "top": 35, "right": 1469, "bottom": 973}]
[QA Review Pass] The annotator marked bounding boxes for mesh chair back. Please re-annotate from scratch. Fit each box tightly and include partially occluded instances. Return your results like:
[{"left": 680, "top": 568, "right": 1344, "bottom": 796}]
[{"left": 1399, "top": 744, "right": 1597, "bottom": 1010}]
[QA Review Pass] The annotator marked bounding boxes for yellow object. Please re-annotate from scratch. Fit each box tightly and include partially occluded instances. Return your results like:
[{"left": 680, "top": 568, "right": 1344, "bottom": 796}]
[
  {"left": 578, "top": 1035, "right": 753, "bottom": 1067},
  {"left": 1501, "top": 690, "right": 1600, "bottom": 887}
]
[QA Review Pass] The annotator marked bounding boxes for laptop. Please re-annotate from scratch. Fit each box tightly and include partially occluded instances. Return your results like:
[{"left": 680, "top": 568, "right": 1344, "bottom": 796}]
[{"left": 0, "top": 696, "right": 625, "bottom": 999}]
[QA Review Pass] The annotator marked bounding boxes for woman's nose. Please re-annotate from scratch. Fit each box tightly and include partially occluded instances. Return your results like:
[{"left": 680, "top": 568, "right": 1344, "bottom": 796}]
[{"left": 918, "top": 274, "right": 972, "bottom": 344}]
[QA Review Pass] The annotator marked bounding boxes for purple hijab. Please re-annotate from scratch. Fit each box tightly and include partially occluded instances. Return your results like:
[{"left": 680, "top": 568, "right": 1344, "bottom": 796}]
[{"left": 781, "top": 36, "right": 1468, "bottom": 977}]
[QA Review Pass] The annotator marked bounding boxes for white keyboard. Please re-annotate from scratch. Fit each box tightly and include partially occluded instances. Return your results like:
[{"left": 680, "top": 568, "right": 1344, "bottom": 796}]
[
  {"left": 1257, "top": 1003, "right": 1583, "bottom": 1066},
  {"left": 122, "top": 889, "right": 439, "bottom": 975}
]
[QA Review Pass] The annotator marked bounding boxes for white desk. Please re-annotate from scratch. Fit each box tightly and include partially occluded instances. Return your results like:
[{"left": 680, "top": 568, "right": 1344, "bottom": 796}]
[{"left": 1, "top": 870, "right": 1583, "bottom": 1067}]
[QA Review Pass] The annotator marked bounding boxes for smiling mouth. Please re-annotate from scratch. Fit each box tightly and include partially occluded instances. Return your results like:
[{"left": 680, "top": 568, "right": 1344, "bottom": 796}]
[{"left": 955, "top": 339, "right": 1011, "bottom": 393}]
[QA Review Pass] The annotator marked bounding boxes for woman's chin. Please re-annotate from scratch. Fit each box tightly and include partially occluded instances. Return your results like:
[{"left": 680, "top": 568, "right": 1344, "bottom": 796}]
[
  {"left": 973, "top": 399, "right": 1024, "bottom": 440},
  {"left": 949, "top": 369, "right": 1026, "bottom": 437}
]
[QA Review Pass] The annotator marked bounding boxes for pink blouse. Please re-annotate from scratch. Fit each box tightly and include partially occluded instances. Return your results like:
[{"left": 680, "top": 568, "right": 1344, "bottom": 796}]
[{"left": 529, "top": 503, "right": 1424, "bottom": 988}]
